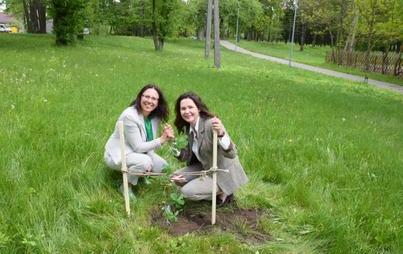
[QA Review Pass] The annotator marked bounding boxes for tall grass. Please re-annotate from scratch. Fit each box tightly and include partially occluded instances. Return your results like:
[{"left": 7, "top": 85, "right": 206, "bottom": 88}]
[{"left": 1, "top": 33, "right": 402, "bottom": 253}]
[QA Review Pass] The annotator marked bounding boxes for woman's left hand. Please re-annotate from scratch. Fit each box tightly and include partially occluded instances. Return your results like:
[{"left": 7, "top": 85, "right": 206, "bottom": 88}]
[{"left": 211, "top": 117, "right": 225, "bottom": 137}]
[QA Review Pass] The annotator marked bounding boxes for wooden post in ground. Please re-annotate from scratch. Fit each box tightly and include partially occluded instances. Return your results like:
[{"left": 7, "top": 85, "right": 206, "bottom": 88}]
[
  {"left": 211, "top": 130, "right": 218, "bottom": 225},
  {"left": 118, "top": 121, "right": 131, "bottom": 216}
]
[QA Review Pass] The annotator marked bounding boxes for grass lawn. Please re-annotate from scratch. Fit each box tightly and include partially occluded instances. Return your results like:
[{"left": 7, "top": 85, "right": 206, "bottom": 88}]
[
  {"left": 1, "top": 34, "right": 402, "bottom": 253},
  {"left": 231, "top": 39, "right": 403, "bottom": 86}
]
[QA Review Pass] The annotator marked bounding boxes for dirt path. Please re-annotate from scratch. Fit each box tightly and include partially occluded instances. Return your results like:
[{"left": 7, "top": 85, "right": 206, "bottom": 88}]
[{"left": 221, "top": 40, "right": 403, "bottom": 95}]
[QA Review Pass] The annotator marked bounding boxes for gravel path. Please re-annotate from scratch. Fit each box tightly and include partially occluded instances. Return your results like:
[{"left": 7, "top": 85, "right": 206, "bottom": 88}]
[{"left": 221, "top": 40, "right": 403, "bottom": 95}]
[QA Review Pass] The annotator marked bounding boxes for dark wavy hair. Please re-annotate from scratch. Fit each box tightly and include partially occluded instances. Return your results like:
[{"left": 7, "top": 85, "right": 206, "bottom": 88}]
[
  {"left": 174, "top": 92, "right": 214, "bottom": 133},
  {"left": 129, "top": 84, "right": 169, "bottom": 121}
]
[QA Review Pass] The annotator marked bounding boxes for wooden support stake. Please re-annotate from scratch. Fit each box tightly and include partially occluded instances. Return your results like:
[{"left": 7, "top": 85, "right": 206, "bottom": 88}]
[
  {"left": 118, "top": 121, "right": 131, "bottom": 216},
  {"left": 211, "top": 130, "right": 218, "bottom": 225}
]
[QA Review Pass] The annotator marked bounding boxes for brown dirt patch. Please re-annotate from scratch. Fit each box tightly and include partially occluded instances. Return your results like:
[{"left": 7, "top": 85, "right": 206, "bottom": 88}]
[{"left": 151, "top": 200, "right": 271, "bottom": 244}]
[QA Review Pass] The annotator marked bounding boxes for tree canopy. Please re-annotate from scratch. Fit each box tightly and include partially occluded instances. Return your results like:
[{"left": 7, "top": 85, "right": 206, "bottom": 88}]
[{"left": 3, "top": 0, "right": 402, "bottom": 52}]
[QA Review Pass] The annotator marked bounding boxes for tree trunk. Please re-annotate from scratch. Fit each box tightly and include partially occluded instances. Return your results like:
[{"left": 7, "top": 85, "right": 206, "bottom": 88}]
[
  {"left": 381, "top": 49, "right": 388, "bottom": 74},
  {"left": 312, "top": 33, "right": 317, "bottom": 47},
  {"left": 329, "top": 28, "right": 336, "bottom": 63},
  {"left": 24, "top": 0, "right": 46, "bottom": 33},
  {"left": 393, "top": 46, "right": 402, "bottom": 76},
  {"left": 205, "top": 0, "right": 212, "bottom": 58},
  {"left": 364, "top": 3, "right": 377, "bottom": 71},
  {"left": 38, "top": 0, "right": 46, "bottom": 33},
  {"left": 344, "top": 8, "right": 359, "bottom": 52},
  {"left": 267, "top": 20, "right": 272, "bottom": 42},
  {"left": 152, "top": 0, "right": 162, "bottom": 51},
  {"left": 140, "top": 0, "right": 145, "bottom": 37},
  {"left": 336, "top": 0, "right": 347, "bottom": 48},
  {"left": 22, "top": 0, "right": 32, "bottom": 33},
  {"left": 213, "top": 0, "right": 221, "bottom": 68},
  {"left": 299, "top": 23, "right": 306, "bottom": 51},
  {"left": 365, "top": 25, "right": 374, "bottom": 70}
]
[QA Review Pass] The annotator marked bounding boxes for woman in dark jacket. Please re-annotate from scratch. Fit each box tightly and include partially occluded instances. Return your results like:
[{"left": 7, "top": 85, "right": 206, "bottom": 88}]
[{"left": 171, "top": 92, "right": 248, "bottom": 204}]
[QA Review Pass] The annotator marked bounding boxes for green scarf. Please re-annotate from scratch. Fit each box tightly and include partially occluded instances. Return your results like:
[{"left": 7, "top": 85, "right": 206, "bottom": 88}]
[{"left": 144, "top": 117, "right": 153, "bottom": 141}]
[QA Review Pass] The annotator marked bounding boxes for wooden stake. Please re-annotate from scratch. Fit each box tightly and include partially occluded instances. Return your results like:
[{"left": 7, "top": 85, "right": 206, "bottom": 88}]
[
  {"left": 118, "top": 121, "right": 131, "bottom": 216},
  {"left": 211, "top": 130, "right": 218, "bottom": 225}
]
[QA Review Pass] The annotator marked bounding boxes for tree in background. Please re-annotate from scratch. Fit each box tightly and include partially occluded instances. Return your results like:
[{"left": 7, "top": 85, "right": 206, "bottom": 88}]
[
  {"left": 23, "top": 0, "right": 46, "bottom": 33},
  {"left": 6, "top": 0, "right": 47, "bottom": 33},
  {"left": 260, "top": 0, "right": 284, "bottom": 42},
  {"left": 3, "top": 0, "right": 402, "bottom": 57},
  {"left": 50, "top": 0, "right": 86, "bottom": 45},
  {"left": 151, "top": 0, "right": 180, "bottom": 51},
  {"left": 343, "top": 3, "right": 359, "bottom": 52},
  {"left": 109, "top": 0, "right": 139, "bottom": 35},
  {"left": 356, "top": 0, "right": 394, "bottom": 70}
]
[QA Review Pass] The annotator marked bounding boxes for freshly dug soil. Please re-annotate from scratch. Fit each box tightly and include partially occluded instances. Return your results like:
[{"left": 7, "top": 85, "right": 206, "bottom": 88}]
[{"left": 151, "top": 200, "right": 271, "bottom": 244}]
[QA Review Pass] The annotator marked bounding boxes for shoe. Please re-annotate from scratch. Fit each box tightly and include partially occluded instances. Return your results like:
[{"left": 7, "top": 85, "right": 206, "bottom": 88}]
[
  {"left": 119, "top": 184, "right": 137, "bottom": 201},
  {"left": 217, "top": 194, "right": 234, "bottom": 206}
]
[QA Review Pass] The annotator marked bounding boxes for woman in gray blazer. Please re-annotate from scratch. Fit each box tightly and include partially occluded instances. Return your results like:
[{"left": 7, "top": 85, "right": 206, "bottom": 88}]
[
  {"left": 170, "top": 92, "right": 248, "bottom": 205},
  {"left": 104, "top": 84, "right": 174, "bottom": 198}
]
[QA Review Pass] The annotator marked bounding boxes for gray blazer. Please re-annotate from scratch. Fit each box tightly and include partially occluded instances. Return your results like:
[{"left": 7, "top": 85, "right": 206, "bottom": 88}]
[
  {"left": 104, "top": 107, "right": 162, "bottom": 165},
  {"left": 178, "top": 117, "right": 248, "bottom": 195}
]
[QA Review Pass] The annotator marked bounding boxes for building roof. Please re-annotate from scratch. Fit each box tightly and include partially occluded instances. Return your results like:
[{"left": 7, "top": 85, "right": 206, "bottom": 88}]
[{"left": 0, "top": 13, "right": 15, "bottom": 24}]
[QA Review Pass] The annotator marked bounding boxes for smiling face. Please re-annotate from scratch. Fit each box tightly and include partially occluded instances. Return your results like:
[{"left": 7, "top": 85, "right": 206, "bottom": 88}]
[
  {"left": 140, "top": 88, "right": 159, "bottom": 116},
  {"left": 180, "top": 98, "right": 200, "bottom": 127}
]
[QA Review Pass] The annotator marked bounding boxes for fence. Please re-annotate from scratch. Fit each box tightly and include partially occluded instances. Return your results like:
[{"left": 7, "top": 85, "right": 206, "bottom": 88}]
[{"left": 326, "top": 49, "right": 402, "bottom": 78}]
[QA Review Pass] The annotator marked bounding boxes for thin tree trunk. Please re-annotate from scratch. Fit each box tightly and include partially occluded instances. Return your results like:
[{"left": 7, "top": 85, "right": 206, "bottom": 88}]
[
  {"left": 140, "top": 0, "right": 145, "bottom": 37},
  {"left": 152, "top": 0, "right": 161, "bottom": 51},
  {"left": 213, "top": 0, "right": 220, "bottom": 68},
  {"left": 312, "top": 33, "right": 317, "bottom": 47},
  {"left": 22, "top": 0, "right": 31, "bottom": 32},
  {"left": 393, "top": 46, "right": 402, "bottom": 76},
  {"left": 205, "top": 0, "right": 212, "bottom": 58},
  {"left": 37, "top": 0, "right": 46, "bottom": 33},
  {"left": 365, "top": 4, "right": 376, "bottom": 71},
  {"left": 344, "top": 8, "right": 359, "bottom": 52},
  {"left": 336, "top": 0, "right": 347, "bottom": 48},
  {"left": 329, "top": 28, "right": 336, "bottom": 63},
  {"left": 267, "top": 20, "right": 272, "bottom": 42},
  {"left": 299, "top": 23, "right": 306, "bottom": 51}
]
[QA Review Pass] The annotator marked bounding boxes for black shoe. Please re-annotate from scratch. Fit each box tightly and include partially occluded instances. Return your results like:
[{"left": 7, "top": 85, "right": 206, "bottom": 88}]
[{"left": 217, "top": 194, "right": 234, "bottom": 206}]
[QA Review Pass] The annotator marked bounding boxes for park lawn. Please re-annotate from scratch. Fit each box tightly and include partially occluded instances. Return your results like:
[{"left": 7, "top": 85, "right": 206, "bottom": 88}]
[
  {"left": 0, "top": 34, "right": 402, "bottom": 254},
  {"left": 231, "top": 39, "right": 403, "bottom": 86}
]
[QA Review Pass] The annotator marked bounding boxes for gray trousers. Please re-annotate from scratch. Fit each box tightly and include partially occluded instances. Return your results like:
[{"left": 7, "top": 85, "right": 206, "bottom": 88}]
[
  {"left": 105, "top": 152, "right": 167, "bottom": 185},
  {"left": 175, "top": 163, "right": 220, "bottom": 201}
]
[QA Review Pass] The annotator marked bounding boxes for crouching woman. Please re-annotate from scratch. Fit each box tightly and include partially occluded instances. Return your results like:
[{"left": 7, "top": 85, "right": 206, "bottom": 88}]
[
  {"left": 104, "top": 84, "right": 174, "bottom": 198},
  {"left": 170, "top": 92, "right": 248, "bottom": 205}
]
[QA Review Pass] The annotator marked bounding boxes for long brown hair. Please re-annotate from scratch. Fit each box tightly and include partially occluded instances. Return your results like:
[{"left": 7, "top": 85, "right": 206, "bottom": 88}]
[
  {"left": 129, "top": 83, "right": 169, "bottom": 121},
  {"left": 174, "top": 92, "right": 214, "bottom": 133}
]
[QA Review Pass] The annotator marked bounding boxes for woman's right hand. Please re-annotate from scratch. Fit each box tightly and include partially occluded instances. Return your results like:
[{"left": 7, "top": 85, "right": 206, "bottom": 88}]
[{"left": 160, "top": 124, "right": 175, "bottom": 144}]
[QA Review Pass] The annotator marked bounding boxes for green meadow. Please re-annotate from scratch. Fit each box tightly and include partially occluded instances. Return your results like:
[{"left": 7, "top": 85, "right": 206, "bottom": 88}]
[
  {"left": 1, "top": 34, "right": 402, "bottom": 253},
  {"left": 231, "top": 39, "right": 403, "bottom": 86}
]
